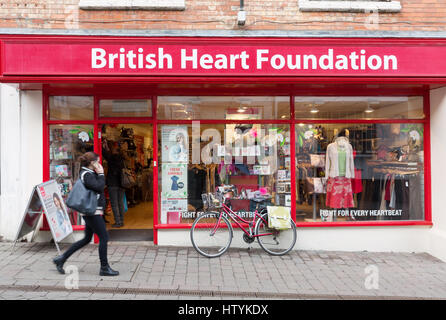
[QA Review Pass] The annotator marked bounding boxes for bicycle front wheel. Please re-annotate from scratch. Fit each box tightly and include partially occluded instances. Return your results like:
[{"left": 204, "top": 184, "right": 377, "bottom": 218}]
[
  {"left": 190, "top": 211, "right": 233, "bottom": 258},
  {"left": 255, "top": 213, "right": 297, "bottom": 256}
]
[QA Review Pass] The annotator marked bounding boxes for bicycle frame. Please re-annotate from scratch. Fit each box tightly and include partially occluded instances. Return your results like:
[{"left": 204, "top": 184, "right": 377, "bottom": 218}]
[{"left": 210, "top": 201, "right": 274, "bottom": 238}]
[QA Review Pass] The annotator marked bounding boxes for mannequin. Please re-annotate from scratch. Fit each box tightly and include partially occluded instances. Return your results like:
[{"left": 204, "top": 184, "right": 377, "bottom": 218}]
[{"left": 325, "top": 129, "right": 355, "bottom": 209}]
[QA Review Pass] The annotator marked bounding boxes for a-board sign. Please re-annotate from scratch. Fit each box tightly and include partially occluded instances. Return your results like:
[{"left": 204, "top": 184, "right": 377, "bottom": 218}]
[
  {"left": 15, "top": 188, "right": 43, "bottom": 241},
  {"left": 15, "top": 180, "right": 73, "bottom": 250}
]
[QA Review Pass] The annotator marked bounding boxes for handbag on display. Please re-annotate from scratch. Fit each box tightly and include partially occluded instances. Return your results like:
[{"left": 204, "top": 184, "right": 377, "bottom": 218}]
[
  {"left": 66, "top": 171, "right": 98, "bottom": 216},
  {"left": 310, "top": 154, "right": 325, "bottom": 168},
  {"left": 305, "top": 177, "right": 326, "bottom": 194},
  {"left": 314, "top": 178, "right": 327, "bottom": 194},
  {"left": 121, "top": 168, "right": 136, "bottom": 189}
]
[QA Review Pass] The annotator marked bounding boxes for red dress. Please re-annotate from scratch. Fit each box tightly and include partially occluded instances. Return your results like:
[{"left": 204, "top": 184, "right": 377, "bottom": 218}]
[{"left": 325, "top": 177, "right": 355, "bottom": 208}]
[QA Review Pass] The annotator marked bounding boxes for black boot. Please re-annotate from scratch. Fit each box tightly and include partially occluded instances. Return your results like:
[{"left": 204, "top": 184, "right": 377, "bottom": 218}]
[
  {"left": 100, "top": 264, "right": 120, "bottom": 276},
  {"left": 52, "top": 255, "right": 66, "bottom": 274}
]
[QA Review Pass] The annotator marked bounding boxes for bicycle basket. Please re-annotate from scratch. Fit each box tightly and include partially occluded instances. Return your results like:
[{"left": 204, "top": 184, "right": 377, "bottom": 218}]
[{"left": 202, "top": 193, "right": 223, "bottom": 209}]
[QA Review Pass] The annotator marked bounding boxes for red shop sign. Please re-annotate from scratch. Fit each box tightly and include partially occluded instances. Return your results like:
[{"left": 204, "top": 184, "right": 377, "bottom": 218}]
[{"left": 2, "top": 38, "right": 446, "bottom": 77}]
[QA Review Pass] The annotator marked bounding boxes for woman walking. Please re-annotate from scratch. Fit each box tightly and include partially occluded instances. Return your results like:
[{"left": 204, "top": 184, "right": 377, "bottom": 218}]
[{"left": 52, "top": 152, "right": 119, "bottom": 276}]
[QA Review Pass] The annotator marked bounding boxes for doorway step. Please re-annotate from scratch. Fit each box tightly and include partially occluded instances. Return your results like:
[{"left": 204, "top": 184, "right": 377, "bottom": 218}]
[{"left": 107, "top": 229, "right": 153, "bottom": 241}]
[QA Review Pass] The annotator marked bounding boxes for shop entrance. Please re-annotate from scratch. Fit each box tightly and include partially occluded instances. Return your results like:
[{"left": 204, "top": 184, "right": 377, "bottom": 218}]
[{"left": 100, "top": 123, "right": 154, "bottom": 241}]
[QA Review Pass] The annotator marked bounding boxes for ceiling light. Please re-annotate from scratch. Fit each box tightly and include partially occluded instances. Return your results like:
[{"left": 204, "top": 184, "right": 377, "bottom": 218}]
[
  {"left": 365, "top": 103, "right": 374, "bottom": 113},
  {"left": 310, "top": 108, "right": 319, "bottom": 114}
]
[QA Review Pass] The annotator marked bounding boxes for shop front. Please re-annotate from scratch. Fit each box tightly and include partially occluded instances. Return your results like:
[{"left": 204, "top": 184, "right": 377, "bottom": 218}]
[{"left": 0, "top": 35, "right": 443, "bottom": 253}]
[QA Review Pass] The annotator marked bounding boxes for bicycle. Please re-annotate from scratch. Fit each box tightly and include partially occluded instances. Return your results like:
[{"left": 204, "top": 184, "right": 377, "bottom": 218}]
[{"left": 190, "top": 189, "right": 297, "bottom": 258}]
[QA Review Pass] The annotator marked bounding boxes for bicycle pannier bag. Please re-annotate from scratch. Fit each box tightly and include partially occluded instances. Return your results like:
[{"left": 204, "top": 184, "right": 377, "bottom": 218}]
[{"left": 267, "top": 206, "right": 291, "bottom": 230}]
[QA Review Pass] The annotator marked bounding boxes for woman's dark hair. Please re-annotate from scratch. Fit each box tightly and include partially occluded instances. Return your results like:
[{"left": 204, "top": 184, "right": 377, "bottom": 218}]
[
  {"left": 338, "top": 129, "right": 349, "bottom": 138},
  {"left": 78, "top": 151, "right": 99, "bottom": 167}
]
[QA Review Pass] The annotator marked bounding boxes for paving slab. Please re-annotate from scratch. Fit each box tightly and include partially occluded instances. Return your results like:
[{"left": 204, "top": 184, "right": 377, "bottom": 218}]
[{"left": 0, "top": 242, "right": 446, "bottom": 300}]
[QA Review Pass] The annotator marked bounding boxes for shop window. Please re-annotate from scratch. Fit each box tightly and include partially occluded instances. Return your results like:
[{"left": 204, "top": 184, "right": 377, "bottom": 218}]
[
  {"left": 99, "top": 99, "right": 152, "bottom": 118},
  {"left": 295, "top": 96, "right": 424, "bottom": 120},
  {"left": 158, "top": 123, "right": 290, "bottom": 225},
  {"left": 49, "top": 125, "right": 94, "bottom": 225},
  {"left": 295, "top": 123, "right": 424, "bottom": 222},
  {"left": 157, "top": 96, "right": 290, "bottom": 120},
  {"left": 49, "top": 96, "right": 94, "bottom": 120}
]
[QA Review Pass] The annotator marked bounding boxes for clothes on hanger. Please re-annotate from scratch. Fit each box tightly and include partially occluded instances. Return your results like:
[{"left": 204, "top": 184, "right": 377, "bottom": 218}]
[{"left": 359, "top": 167, "right": 422, "bottom": 220}]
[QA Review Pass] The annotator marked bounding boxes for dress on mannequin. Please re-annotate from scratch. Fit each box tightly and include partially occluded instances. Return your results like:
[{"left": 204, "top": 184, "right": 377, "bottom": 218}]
[{"left": 325, "top": 136, "right": 355, "bottom": 209}]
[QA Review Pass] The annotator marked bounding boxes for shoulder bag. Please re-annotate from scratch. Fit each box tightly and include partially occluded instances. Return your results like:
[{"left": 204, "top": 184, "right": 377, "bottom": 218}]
[
  {"left": 121, "top": 167, "right": 136, "bottom": 189},
  {"left": 66, "top": 171, "right": 98, "bottom": 216}
]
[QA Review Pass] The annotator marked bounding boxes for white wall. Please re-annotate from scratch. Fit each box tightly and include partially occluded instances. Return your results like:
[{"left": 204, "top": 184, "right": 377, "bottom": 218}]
[
  {"left": 0, "top": 85, "right": 43, "bottom": 241},
  {"left": 159, "top": 226, "right": 430, "bottom": 253},
  {"left": 428, "top": 87, "right": 446, "bottom": 262}
]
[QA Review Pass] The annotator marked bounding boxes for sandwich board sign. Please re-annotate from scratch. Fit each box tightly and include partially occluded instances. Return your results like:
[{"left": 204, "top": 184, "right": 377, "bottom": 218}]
[{"left": 13, "top": 180, "right": 73, "bottom": 254}]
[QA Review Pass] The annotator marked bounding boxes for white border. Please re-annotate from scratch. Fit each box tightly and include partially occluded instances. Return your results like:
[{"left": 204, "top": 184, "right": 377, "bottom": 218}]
[
  {"left": 299, "top": 0, "right": 402, "bottom": 13},
  {"left": 79, "top": 0, "right": 186, "bottom": 10}
]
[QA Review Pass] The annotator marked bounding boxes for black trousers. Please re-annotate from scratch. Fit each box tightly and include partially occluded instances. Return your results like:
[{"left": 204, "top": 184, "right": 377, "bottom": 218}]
[{"left": 62, "top": 215, "right": 109, "bottom": 266}]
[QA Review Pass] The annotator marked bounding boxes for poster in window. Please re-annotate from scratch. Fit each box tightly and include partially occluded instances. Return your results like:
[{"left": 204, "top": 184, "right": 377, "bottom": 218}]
[
  {"left": 161, "top": 125, "right": 189, "bottom": 163},
  {"left": 160, "top": 199, "right": 188, "bottom": 224},
  {"left": 161, "top": 163, "right": 188, "bottom": 200}
]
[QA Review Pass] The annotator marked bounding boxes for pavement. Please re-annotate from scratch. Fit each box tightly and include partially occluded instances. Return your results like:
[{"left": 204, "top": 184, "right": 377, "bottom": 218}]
[{"left": 1, "top": 241, "right": 446, "bottom": 300}]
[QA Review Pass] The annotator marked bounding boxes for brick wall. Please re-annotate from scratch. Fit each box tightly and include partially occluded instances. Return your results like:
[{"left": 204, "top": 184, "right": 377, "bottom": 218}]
[{"left": 0, "top": 0, "right": 445, "bottom": 32}]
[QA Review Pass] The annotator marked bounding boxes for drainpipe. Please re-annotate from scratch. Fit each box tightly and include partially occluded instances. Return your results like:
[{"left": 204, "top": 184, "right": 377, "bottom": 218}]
[{"left": 237, "top": 0, "right": 246, "bottom": 26}]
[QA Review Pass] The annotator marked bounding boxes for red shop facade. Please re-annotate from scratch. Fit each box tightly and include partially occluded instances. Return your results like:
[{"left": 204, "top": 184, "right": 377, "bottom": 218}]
[{"left": 0, "top": 35, "right": 443, "bottom": 250}]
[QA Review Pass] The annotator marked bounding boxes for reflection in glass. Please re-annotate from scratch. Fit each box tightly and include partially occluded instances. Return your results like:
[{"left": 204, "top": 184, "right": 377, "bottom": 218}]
[
  {"left": 158, "top": 96, "right": 290, "bottom": 120},
  {"left": 295, "top": 96, "right": 424, "bottom": 120},
  {"left": 100, "top": 99, "right": 152, "bottom": 118},
  {"left": 49, "top": 96, "right": 94, "bottom": 120}
]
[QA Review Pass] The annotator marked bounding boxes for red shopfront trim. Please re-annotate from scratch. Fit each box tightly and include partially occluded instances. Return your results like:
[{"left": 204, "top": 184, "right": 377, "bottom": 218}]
[
  {"left": 155, "top": 220, "right": 433, "bottom": 230},
  {"left": 3, "top": 36, "right": 446, "bottom": 78},
  {"left": 4, "top": 35, "right": 431, "bottom": 243}
]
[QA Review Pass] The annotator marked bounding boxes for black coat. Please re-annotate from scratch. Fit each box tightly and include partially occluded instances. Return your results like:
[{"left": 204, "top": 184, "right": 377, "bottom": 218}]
[
  {"left": 80, "top": 167, "right": 106, "bottom": 210},
  {"left": 102, "top": 149, "right": 125, "bottom": 187}
]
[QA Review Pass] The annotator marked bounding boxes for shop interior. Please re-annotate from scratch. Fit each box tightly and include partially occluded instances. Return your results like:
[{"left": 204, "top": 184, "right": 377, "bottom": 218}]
[{"left": 101, "top": 123, "right": 154, "bottom": 232}]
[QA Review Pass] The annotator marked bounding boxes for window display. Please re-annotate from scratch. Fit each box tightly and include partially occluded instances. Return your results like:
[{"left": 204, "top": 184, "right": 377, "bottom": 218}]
[
  {"left": 49, "top": 125, "right": 94, "bottom": 225},
  {"left": 295, "top": 123, "right": 424, "bottom": 222},
  {"left": 159, "top": 123, "right": 291, "bottom": 224},
  {"left": 45, "top": 93, "right": 428, "bottom": 230}
]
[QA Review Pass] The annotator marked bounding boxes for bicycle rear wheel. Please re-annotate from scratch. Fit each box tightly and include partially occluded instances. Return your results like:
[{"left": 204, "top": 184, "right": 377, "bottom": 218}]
[
  {"left": 190, "top": 211, "right": 233, "bottom": 258},
  {"left": 255, "top": 212, "right": 297, "bottom": 256}
]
